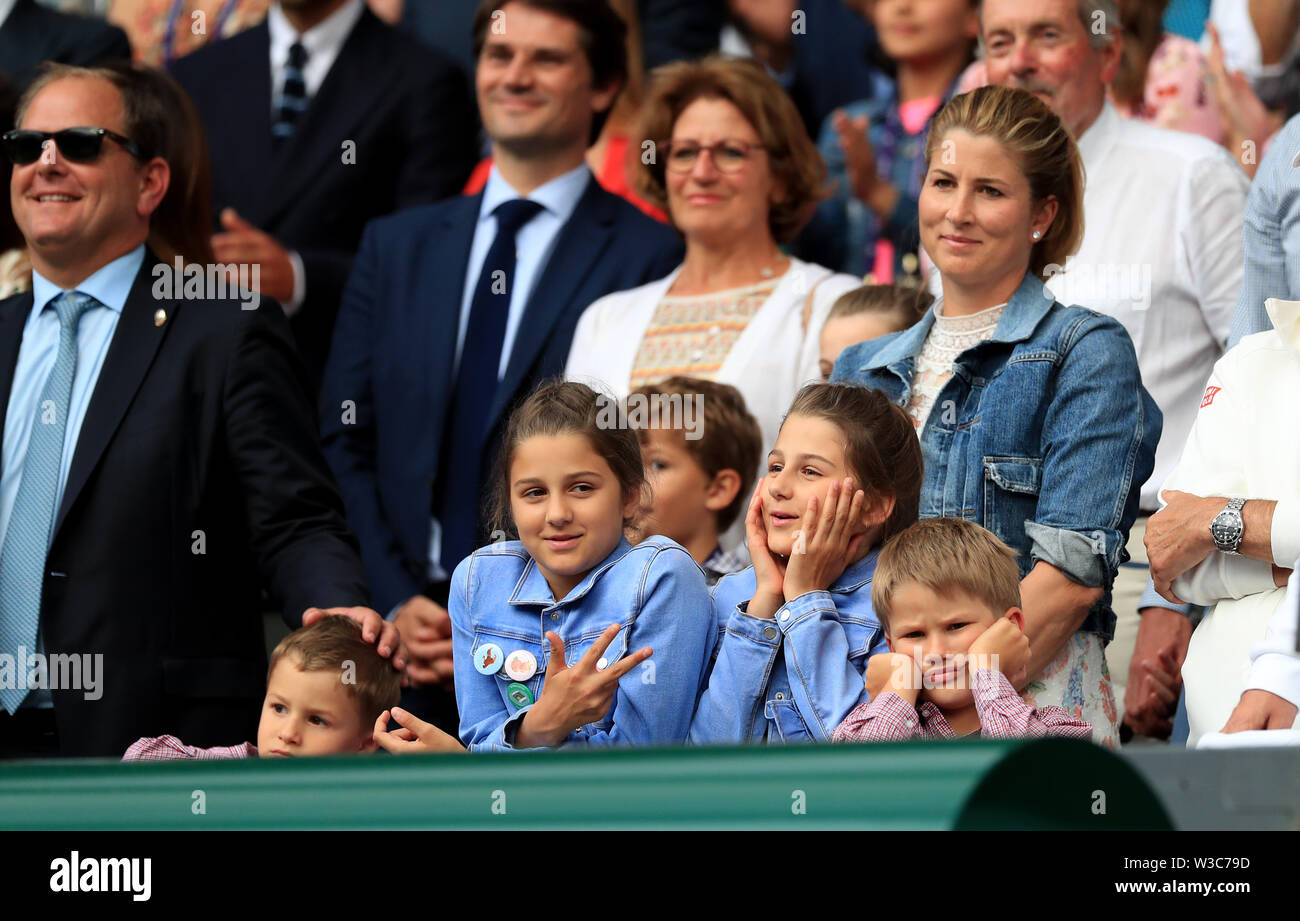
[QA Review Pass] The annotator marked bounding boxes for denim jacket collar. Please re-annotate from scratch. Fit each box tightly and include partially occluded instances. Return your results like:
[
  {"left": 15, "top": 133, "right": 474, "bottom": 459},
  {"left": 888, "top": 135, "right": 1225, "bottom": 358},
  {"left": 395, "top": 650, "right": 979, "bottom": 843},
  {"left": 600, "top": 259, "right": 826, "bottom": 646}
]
[
  {"left": 850, "top": 272, "right": 1056, "bottom": 374},
  {"left": 829, "top": 546, "right": 880, "bottom": 593},
  {"left": 508, "top": 537, "right": 634, "bottom": 608}
]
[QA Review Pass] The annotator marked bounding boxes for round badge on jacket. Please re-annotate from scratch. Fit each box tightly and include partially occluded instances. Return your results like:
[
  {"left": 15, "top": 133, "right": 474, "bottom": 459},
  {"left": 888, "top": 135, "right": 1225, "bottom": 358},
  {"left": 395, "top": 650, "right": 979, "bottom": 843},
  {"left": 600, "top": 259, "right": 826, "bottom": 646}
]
[{"left": 504, "top": 649, "right": 538, "bottom": 681}]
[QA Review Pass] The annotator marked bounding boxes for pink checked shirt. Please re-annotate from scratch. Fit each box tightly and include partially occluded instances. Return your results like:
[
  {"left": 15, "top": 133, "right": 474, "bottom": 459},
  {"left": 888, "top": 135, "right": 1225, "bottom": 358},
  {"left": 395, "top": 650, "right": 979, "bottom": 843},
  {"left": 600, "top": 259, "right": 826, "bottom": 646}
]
[
  {"left": 831, "top": 669, "right": 1093, "bottom": 742},
  {"left": 122, "top": 735, "right": 258, "bottom": 761}
]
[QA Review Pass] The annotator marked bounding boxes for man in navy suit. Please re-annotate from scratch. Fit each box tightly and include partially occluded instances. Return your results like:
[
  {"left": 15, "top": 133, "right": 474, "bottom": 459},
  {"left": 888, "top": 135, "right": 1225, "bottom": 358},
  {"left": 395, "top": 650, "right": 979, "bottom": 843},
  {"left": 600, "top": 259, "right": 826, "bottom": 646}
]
[
  {"left": 171, "top": 0, "right": 479, "bottom": 389},
  {"left": 320, "top": 0, "right": 681, "bottom": 726}
]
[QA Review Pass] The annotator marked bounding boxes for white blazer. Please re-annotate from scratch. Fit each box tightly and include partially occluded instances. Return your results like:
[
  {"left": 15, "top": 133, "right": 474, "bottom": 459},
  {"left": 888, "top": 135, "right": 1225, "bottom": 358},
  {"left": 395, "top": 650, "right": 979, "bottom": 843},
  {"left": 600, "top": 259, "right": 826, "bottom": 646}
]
[{"left": 565, "top": 257, "right": 861, "bottom": 459}]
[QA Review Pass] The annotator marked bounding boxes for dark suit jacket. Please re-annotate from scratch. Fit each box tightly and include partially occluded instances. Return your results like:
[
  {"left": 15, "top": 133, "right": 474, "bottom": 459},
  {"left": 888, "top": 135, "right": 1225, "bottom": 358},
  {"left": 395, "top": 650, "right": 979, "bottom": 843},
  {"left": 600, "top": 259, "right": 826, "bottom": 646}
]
[
  {"left": 0, "top": 0, "right": 131, "bottom": 89},
  {"left": 0, "top": 251, "right": 369, "bottom": 757},
  {"left": 170, "top": 8, "right": 479, "bottom": 389},
  {"left": 320, "top": 180, "right": 683, "bottom": 614}
]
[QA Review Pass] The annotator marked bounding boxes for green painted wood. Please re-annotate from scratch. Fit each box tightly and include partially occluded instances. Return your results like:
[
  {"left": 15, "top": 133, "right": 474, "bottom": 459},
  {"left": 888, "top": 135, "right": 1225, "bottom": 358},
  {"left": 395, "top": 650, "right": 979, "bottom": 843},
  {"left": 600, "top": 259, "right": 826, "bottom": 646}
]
[{"left": 0, "top": 739, "right": 1170, "bottom": 830}]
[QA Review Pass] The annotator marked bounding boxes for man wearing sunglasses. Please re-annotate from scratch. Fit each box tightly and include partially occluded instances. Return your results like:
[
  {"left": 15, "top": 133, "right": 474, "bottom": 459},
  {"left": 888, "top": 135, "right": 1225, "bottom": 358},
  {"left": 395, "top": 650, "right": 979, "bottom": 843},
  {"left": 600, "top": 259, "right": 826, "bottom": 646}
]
[{"left": 0, "top": 64, "right": 399, "bottom": 758}]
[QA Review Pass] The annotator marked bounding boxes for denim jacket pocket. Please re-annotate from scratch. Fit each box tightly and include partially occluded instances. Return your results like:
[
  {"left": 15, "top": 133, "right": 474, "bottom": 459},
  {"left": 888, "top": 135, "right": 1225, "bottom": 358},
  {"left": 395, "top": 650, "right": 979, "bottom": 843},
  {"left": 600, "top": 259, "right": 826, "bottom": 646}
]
[
  {"left": 470, "top": 628, "right": 549, "bottom": 713},
  {"left": 568, "top": 622, "right": 632, "bottom": 733},
  {"left": 840, "top": 615, "right": 884, "bottom": 664},
  {"left": 765, "top": 695, "right": 812, "bottom": 743},
  {"left": 982, "top": 456, "right": 1043, "bottom": 566}
]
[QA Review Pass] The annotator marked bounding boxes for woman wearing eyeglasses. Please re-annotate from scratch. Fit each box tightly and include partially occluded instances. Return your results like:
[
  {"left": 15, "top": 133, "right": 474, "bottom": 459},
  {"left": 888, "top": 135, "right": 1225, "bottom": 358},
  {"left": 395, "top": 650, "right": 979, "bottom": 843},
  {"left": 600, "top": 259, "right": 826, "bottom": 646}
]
[{"left": 566, "top": 56, "right": 859, "bottom": 501}]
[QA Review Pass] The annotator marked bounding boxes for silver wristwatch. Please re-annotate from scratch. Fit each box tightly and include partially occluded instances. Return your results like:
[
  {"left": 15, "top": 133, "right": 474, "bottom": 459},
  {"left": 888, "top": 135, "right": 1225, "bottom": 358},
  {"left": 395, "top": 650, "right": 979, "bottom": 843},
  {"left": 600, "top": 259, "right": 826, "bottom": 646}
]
[{"left": 1209, "top": 498, "right": 1246, "bottom": 554}]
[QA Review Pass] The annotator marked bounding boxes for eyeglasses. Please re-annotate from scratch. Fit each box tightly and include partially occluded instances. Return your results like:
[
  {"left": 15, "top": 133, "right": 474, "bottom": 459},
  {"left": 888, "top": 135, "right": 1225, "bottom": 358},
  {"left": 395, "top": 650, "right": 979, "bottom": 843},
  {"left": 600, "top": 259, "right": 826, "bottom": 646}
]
[
  {"left": 661, "top": 139, "right": 768, "bottom": 174},
  {"left": 1, "top": 127, "right": 144, "bottom": 165}
]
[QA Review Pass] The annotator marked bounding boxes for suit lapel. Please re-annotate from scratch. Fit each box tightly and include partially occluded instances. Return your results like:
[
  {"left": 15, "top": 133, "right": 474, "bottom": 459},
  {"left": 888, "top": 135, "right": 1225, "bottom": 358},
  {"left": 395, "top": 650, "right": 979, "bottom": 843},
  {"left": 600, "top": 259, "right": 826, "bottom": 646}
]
[
  {"left": 53, "top": 257, "right": 175, "bottom": 536},
  {"left": 260, "top": 10, "right": 396, "bottom": 228},
  {"left": 490, "top": 181, "right": 617, "bottom": 423},
  {"left": 425, "top": 196, "right": 480, "bottom": 448},
  {"left": 0, "top": 291, "right": 34, "bottom": 464},
  {"left": 209, "top": 24, "right": 275, "bottom": 227}
]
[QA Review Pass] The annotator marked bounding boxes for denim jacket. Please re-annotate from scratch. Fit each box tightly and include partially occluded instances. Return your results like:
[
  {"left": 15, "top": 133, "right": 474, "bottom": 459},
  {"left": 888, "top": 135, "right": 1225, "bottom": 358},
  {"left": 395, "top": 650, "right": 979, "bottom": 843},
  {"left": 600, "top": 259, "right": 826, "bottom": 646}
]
[
  {"left": 831, "top": 273, "right": 1161, "bottom": 641},
  {"left": 450, "top": 535, "right": 714, "bottom": 751},
  {"left": 688, "top": 550, "right": 888, "bottom": 745}
]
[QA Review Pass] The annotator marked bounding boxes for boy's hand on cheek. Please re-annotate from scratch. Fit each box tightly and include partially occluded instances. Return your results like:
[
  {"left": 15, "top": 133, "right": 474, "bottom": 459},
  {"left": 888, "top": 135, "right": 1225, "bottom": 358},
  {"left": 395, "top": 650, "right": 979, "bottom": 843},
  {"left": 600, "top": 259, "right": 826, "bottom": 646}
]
[
  {"left": 966, "top": 618, "right": 1030, "bottom": 687},
  {"left": 783, "top": 478, "right": 865, "bottom": 602},
  {"left": 865, "top": 651, "right": 920, "bottom": 705},
  {"left": 745, "top": 479, "right": 787, "bottom": 619}
]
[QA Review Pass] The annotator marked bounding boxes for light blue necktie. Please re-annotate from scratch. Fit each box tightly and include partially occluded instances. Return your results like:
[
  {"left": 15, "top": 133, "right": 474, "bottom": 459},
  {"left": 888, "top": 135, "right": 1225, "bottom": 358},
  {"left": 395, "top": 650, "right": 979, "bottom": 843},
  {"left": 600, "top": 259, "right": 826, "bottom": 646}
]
[{"left": 0, "top": 291, "right": 94, "bottom": 713}]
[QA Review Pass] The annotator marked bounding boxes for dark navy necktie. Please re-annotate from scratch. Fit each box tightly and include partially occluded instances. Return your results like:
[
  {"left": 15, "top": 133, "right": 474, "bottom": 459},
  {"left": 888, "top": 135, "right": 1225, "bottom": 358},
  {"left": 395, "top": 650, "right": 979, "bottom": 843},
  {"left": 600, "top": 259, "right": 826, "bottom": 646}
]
[
  {"left": 434, "top": 198, "right": 544, "bottom": 573},
  {"left": 272, "top": 40, "right": 309, "bottom": 147}
]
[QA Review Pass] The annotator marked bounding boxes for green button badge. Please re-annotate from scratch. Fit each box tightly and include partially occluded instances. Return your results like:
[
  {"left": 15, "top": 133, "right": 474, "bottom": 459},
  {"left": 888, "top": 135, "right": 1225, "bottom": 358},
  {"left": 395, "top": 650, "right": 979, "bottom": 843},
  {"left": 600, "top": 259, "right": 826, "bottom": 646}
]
[{"left": 507, "top": 682, "right": 535, "bottom": 709}]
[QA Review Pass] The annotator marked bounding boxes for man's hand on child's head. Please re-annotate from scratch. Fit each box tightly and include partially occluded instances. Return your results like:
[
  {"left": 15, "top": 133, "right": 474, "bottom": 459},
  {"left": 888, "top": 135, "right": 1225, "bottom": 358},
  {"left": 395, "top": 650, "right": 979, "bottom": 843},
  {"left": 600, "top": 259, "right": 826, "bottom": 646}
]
[
  {"left": 372, "top": 707, "right": 465, "bottom": 754},
  {"left": 966, "top": 618, "right": 1030, "bottom": 687},
  {"left": 783, "top": 477, "right": 867, "bottom": 602},
  {"left": 303, "top": 606, "right": 405, "bottom": 668},
  {"left": 865, "top": 652, "right": 920, "bottom": 705},
  {"left": 392, "top": 595, "right": 454, "bottom": 688}
]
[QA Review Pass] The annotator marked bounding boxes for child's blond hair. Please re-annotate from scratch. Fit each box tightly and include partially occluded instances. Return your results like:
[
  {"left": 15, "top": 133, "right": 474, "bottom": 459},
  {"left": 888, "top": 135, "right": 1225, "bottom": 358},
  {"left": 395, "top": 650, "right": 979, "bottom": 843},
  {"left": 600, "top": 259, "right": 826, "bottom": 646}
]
[
  {"left": 268, "top": 615, "right": 401, "bottom": 722},
  {"left": 873, "top": 518, "right": 1021, "bottom": 633}
]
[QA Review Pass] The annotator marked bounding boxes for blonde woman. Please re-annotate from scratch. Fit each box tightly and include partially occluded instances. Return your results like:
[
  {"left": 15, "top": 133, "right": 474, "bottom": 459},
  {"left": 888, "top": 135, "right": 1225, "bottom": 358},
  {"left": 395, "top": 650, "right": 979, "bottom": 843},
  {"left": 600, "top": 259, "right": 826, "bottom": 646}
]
[{"left": 833, "top": 86, "right": 1162, "bottom": 746}]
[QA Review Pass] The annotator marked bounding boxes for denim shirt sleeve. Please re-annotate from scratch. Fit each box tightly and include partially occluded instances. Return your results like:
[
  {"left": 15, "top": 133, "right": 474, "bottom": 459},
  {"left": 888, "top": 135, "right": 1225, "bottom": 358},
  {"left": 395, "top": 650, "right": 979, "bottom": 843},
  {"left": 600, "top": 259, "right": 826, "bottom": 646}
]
[
  {"left": 563, "top": 546, "right": 714, "bottom": 748},
  {"left": 688, "top": 599, "right": 782, "bottom": 745},
  {"left": 1029, "top": 313, "right": 1161, "bottom": 591},
  {"left": 775, "top": 589, "right": 886, "bottom": 741}
]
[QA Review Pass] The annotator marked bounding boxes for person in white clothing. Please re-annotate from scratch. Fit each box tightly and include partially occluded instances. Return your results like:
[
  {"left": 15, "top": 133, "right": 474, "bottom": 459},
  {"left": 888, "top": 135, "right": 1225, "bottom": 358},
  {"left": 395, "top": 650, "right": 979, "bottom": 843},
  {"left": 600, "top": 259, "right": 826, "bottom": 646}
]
[
  {"left": 566, "top": 56, "right": 859, "bottom": 534},
  {"left": 980, "top": 0, "right": 1250, "bottom": 742},
  {"left": 1145, "top": 298, "right": 1300, "bottom": 746},
  {"left": 1217, "top": 559, "right": 1300, "bottom": 737}
]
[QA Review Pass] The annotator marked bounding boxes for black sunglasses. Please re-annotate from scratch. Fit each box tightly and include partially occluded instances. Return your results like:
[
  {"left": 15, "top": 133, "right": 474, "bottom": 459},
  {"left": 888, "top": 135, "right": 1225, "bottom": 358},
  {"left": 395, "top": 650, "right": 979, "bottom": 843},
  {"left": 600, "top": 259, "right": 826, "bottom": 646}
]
[{"left": 1, "top": 127, "right": 144, "bottom": 165}]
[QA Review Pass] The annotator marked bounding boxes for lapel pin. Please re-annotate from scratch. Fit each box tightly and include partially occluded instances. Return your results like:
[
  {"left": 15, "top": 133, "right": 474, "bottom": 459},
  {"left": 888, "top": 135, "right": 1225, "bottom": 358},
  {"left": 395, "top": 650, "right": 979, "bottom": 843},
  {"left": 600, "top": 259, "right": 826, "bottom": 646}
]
[{"left": 154, "top": 308, "right": 167, "bottom": 327}]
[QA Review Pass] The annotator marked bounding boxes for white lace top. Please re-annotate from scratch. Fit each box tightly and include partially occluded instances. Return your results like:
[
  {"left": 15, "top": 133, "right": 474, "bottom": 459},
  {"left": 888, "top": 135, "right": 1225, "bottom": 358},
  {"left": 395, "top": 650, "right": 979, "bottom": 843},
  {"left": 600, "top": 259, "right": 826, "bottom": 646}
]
[{"left": 907, "top": 301, "right": 1007, "bottom": 432}]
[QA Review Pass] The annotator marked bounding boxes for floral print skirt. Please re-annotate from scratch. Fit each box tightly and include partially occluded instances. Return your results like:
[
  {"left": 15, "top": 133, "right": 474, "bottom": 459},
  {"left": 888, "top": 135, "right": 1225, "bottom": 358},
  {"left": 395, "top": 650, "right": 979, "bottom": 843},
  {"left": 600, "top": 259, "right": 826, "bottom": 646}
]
[{"left": 1024, "top": 631, "right": 1119, "bottom": 748}]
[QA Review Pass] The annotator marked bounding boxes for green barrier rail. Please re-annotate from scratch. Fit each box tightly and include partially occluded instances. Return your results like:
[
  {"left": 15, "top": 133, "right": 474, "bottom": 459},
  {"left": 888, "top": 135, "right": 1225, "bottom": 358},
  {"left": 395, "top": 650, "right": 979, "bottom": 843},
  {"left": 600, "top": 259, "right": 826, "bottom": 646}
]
[{"left": 0, "top": 738, "right": 1171, "bottom": 830}]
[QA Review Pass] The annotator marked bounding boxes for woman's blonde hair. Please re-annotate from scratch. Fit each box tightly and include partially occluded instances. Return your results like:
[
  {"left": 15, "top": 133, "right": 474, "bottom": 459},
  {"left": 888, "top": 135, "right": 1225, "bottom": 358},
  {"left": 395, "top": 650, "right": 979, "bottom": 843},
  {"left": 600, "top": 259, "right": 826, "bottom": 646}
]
[
  {"left": 634, "top": 55, "right": 825, "bottom": 244},
  {"left": 923, "top": 85, "right": 1085, "bottom": 280}
]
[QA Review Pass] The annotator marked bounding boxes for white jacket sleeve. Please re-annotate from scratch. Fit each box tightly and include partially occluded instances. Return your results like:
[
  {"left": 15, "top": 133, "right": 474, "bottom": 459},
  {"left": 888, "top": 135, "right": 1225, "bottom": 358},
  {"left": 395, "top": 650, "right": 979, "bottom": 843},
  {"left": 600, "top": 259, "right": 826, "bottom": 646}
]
[
  {"left": 1244, "top": 561, "right": 1300, "bottom": 707},
  {"left": 1163, "top": 347, "right": 1278, "bottom": 605}
]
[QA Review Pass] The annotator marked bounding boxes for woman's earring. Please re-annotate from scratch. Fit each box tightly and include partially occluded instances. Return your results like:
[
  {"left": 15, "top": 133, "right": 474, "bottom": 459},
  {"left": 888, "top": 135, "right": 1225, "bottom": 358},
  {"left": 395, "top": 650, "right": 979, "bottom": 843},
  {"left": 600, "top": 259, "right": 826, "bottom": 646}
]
[{"left": 1032, "top": 231, "right": 1042, "bottom": 240}]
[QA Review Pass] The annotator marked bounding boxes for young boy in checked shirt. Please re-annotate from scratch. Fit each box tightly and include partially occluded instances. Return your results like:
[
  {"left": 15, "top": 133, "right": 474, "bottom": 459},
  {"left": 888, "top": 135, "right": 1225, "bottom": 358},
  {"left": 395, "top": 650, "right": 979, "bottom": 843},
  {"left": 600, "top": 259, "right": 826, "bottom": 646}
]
[
  {"left": 123, "top": 615, "right": 462, "bottom": 760},
  {"left": 832, "top": 518, "right": 1092, "bottom": 742}
]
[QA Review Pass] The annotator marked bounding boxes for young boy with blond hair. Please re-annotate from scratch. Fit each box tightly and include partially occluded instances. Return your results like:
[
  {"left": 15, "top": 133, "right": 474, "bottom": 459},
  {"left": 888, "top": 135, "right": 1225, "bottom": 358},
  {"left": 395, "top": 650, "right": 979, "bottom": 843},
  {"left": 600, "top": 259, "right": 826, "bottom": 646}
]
[
  {"left": 124, "top": 615, "right": 428, "bottom": 759},
  {"left": 832, "top": 518, "right": 1092, "bottom": 741}
]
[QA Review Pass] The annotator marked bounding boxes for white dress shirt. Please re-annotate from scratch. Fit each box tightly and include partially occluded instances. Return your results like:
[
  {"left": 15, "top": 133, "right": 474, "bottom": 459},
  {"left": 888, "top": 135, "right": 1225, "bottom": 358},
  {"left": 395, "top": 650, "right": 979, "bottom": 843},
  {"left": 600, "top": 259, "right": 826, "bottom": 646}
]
[
  {"left": 421, "top": 162, "right": 593, "bottom": 585},
  {"left": 265, "top": 0, "right": 365, "bottom": 315},
  {"left": 267, "top": 0, "right": 365, "bottom": 105},
  {"left": 1045, "top": 102, "right": 1249, "bottom": 510},
  {"left": 0, "top": 0, "right": 17, "bottom": 28}
]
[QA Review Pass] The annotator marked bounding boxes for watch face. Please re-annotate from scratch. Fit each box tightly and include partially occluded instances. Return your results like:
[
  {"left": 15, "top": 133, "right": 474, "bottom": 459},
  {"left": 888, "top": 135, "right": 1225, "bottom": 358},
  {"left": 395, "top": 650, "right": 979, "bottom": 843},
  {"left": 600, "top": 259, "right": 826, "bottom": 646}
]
[{"left": 1212, "top": 510, "right": 1243, "bottom": 548}]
